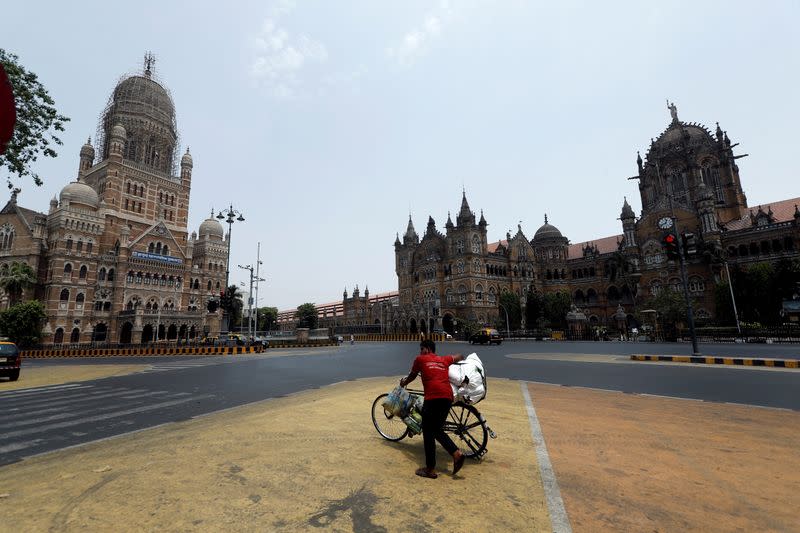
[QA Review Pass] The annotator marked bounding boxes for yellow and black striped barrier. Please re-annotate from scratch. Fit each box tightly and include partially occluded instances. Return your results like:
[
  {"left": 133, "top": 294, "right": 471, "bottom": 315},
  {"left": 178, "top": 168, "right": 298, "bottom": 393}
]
[
  {"left": 349, "top": 333, "right": 450, "bottom": 342},
  {"left": 266, "top": 342, "right": 338, "bottom": 349},
  {"left": 22, "top": 345, "right": 266, "bottom": 359},
  {"left": 631, "top": 354, "right": 799, "bottom": 368}
]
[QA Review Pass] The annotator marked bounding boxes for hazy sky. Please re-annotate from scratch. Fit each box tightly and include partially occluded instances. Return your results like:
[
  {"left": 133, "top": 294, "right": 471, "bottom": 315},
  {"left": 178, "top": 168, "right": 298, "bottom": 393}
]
[{"left": 3, "top": 0, "right": 799, "bottom": 311}]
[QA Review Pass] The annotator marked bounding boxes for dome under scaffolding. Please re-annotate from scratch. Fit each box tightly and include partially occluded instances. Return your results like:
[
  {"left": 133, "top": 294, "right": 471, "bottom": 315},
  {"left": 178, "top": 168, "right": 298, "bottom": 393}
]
[{"left": 95, "top": 52, "right": 180, "bottom": 178}]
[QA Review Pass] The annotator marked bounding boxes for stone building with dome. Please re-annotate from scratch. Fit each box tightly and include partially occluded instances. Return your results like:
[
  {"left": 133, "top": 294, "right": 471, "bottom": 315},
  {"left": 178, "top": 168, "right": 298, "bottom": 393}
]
[
  {"left": 0, "top": 56, "right": 227, "bottom": 344},
  {"left": 387, "top": 103, "right": 800, "bottom": 335}
]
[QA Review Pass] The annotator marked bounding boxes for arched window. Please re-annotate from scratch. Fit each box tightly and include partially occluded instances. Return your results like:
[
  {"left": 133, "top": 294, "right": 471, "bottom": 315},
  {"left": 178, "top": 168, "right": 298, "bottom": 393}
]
[
  {"left": 76, "top": 240, "right": 83, "bottom": 253},
  {"left": 458, "top": 284, "right": 467, "bottom": 303},
  {"left": 688, "top": 277, "right": 705, "bottom": 293},
  {"left": 70, "top": 328, "right": 80, "bottom": 343},
  {"left": 475, "top": 284, "right": 483, "bottom": 301},
  {"left": 60, "top": 288, "right": 70, "bottom": 301},
  {"left": 155, "top": 242, "right": 162, "bottom": 255},
  {"left": 107, "top": 269, "right": 114, "bottom": 281},
  {"left": 86, "top": 242, "right": 93, "bottom": 254},
  {"left": 75, "top": 293, "right": 85, "bottom": 307},
  {"left": 472, "top": 235, "right": 481, "bottom": 254},
  {"left": 79, "top": 265, "right": 87, "bottom": 279},
  {"left": 162, "top": 245, "right": 168, "bottom": 256},
  {"left": 98, "top": 267, "right": 106, "bottom": 281},
  {"left": 66, "top": 238, "right": 73, "bottom": 251},
  {"left": 63, "top": 263, "right": 73, "bottom": 275},
  {"left": 650, "top": 280, "right": 662, "bottom": 296},
  {"left": 193, "top": 279, "right": 200, "bottom": 290},
  {"left": 148, "top": 242, "right": 155, "bottom": 253},
  {"left": 488, "top": 287, "right": 496, "bottom": 303},
  {"left": 207, "top": 280, "right": 212, "bottom": 290}
]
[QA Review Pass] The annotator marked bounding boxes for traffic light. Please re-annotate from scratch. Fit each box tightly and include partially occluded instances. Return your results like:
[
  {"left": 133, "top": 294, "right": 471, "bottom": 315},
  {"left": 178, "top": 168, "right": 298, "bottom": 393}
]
[
  {"left": 662, "top": 232, "right": 680, "bottom": 259},
  {"left": 682, "top": 232, "right": 697, "bottom": 256}
]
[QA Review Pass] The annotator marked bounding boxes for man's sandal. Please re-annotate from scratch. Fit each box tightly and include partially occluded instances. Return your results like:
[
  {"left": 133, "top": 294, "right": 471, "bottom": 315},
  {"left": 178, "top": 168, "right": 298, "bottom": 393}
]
[{"left": 415, "top": 468, "right": 438, "bottom": 479}]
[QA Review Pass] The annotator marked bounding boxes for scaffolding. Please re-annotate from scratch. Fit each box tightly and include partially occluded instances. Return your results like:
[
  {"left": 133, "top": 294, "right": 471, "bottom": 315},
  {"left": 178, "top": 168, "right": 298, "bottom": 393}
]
[{"left": 94, "top": 52, "right": 181, "bottom": 179}]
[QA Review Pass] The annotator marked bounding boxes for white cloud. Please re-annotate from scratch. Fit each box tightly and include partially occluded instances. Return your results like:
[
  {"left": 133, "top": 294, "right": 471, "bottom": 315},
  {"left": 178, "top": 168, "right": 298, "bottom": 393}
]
[
  {"left": 388, "top": 1, "right": 454, "bottom": 66},
  {"left": 249, "top": 12, "right": 328, "bottom": 98}
]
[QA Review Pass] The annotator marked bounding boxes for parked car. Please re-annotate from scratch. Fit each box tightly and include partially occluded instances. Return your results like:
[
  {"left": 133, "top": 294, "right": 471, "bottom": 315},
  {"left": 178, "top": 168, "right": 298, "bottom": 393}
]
[
  {"left": 0, "top": 341, "right": 21, "bottom": 381},
  {"left": 468, "top": 328, "right": 503, "bottom": 345}
]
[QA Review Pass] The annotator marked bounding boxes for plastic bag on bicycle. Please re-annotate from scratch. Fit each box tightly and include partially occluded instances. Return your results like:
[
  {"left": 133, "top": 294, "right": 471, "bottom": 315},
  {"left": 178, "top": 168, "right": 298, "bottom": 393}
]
[{"left": 382, "top": 385, "right": 415, "bottom": 417}]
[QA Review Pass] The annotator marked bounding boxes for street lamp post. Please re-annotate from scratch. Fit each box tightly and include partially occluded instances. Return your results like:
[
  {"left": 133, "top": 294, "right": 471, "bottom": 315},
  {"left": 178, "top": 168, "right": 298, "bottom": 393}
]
[
  {"left": 216, "top": 204, "right": 245, "bottom": 334},
  {"left": 498, "top": 303, "right": 511, "bottom": 340}
]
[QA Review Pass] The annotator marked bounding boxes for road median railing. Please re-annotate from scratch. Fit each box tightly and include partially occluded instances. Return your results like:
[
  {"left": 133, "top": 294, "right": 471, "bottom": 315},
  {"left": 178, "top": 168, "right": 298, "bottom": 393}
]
[
  {"left": 631, "top": 354, "right": 799, "bottom": 368},
  {"left": 348, "top": 333, "right": 449, "bottom": 342}
]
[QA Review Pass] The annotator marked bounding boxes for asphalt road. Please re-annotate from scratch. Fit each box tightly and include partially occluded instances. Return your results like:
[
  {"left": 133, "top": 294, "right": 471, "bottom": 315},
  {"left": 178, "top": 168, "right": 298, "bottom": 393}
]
[{"left": 1, "top": 341, "right": 798, "bottom": 466}]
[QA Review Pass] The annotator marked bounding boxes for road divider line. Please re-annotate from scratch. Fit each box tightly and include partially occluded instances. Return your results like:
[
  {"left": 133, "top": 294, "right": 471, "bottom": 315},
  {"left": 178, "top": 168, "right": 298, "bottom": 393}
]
[
  {"left": 0, "top": 383, "right": 91, "bottom": 398},
  {"left": 522, "top": 382, "right": 572, "bottom": 533}
]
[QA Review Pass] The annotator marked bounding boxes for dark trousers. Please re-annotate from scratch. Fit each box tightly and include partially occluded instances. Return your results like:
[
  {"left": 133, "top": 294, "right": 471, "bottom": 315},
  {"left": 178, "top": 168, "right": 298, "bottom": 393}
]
[{"left": 421, "top": 398, "right": 459, "bottom": 469}]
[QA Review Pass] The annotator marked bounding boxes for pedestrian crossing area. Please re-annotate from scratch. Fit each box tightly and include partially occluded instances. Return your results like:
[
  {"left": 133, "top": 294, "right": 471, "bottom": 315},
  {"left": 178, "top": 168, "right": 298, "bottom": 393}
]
[
  {"left": 136, "top": 354, "right": 267, "bottom": 374},
  {"left": 0, "top": 382, "right": 214, "bottom": 461}
]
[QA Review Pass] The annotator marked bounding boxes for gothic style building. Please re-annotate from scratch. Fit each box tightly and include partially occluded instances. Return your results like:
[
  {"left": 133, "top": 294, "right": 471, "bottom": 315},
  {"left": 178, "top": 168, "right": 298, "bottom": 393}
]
[
  {"left": 0, "top": 57, "right": 227, "bottom": 344},
  {"left": 387, "top": 104, "right": 800, "bottom": 334}
]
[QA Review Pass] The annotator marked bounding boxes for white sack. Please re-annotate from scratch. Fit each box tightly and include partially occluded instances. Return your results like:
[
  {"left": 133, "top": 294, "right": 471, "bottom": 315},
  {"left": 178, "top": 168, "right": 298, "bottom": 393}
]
[{"left": 449, "top": 352, "right": 486, "bottom": 404}]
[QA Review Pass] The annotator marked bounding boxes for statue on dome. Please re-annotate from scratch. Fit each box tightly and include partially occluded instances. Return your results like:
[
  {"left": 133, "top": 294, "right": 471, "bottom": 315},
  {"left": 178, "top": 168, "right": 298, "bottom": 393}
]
[{"left": 667, "top": 99, "right": 678, "bottom": 122}]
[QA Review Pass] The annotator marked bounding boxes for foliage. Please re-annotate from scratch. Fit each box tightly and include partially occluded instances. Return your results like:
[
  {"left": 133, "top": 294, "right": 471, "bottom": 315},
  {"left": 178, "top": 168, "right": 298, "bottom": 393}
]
[
  {"left": 496, "top": 290, "right": 521, "bottom": 331},
  {"left": 0, "top": 300, "right": 46, "bottom": 347},
  {"left": 220, "top": 285, "right": 243, "bottom": 327},
  {"left": 295, "top": 303, "right": 318, "bottom": 329},
  {"left": 725, "top": 260, "right": 800, "bottom": 326},
  {"left": 525, "top": 291, "right": 544, "bottom": 328},
  {"left": 0, "top": 261, "right": 36, "bottom": 305},
  {"left": 206, "top": 298, "right": 219, "bottom": 313},
  {"left": 257, "top": 306, "right": 278, "bottom": 332},
  {"left": 0, "top": 49, "right": 70, "bottom": 188},
  {"left": 713, "top": 282, "right": 736, "bottom": 326},
  {"left": 643, "top": 288, "right": 687, "bottom": 341},
  {"left": 542, "top": 291, "right": 572, "bottom": 329}
]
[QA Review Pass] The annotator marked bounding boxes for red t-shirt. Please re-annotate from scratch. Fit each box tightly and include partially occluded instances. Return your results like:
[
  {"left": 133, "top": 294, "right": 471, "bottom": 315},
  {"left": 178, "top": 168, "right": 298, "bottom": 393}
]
[{"left": 412, "top": 353, "right": 455, "bottom": 401}]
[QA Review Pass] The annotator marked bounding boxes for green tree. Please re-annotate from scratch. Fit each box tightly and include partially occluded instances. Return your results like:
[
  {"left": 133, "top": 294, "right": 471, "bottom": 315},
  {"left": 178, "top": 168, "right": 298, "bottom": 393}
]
[
  {"left": 295, "top": 303, "right": 318, "bottom": 329},
  {"left": 0, "top": 299, "right": 46, "bottom": 347},
  {"left": 713, "top": 282, "right": 736, "bottom": 326},
  {"left": 0, "top": 49, "right": 70, "bottom": 187},
  {"left": 543, "top": 291, "right": 572, "bottom": 329},
  {"left": 0, "top": 261, "right": 36, "bottom": 305},
  {"left": 257, "top": 306, "right": 278, "bottom": 332},
  {"left": 220, "top": 285, "right": 243, "bottom": 329},
  {"left": 497, "top": 290, "right": 521, "bottom": 331},
  {"left": 525, "top": 290, "right": 544, "bottom": 328},
  {"left": 644, "top": 289, "right": 687, "bottom": 341}
]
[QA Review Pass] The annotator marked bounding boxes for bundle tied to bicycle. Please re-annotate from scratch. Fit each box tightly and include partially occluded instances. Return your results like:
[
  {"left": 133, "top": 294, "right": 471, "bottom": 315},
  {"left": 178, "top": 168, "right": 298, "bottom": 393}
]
[{"left": 382, "top": 353, "right": 487, "bottom": 436}]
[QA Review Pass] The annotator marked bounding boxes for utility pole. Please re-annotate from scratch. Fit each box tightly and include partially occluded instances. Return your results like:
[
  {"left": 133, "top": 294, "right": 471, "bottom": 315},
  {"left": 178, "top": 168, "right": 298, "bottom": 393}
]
[
  {"left": 238, "top": 264, "right": 254, "bottom": 339},
  {"left": 254, "top": 242, "right": 264, "bottom": 336}
]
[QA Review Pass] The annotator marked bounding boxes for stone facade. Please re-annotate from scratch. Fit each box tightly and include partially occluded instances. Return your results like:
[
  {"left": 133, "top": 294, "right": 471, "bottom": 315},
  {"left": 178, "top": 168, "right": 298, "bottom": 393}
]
[
  {"left": 0, "top": 59, "right": 227, "bottom": 344},
  {"left": 389, "top": 104, "right": 800, "bottom": 334}
]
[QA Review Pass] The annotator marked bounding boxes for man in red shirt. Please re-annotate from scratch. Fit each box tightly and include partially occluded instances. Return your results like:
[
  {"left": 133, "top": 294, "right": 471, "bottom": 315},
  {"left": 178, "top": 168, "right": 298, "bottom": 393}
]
[{"left": 400, "top": 339, "right": 465, "bottom": 479}]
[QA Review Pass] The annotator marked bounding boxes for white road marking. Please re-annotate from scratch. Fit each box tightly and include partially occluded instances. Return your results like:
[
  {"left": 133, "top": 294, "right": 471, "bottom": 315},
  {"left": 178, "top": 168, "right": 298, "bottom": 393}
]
[
  {"left": 0, "top": 383, "right": 90, "bottom": 398},
  {"left": 522, "top": 382, "right": 572, "bottom": 533},
  {"left": 0, "top": 439, "right": 44, "bottom": 454},
  {"left": 0, "top": 394, "right": 214, "bottom": 440}
]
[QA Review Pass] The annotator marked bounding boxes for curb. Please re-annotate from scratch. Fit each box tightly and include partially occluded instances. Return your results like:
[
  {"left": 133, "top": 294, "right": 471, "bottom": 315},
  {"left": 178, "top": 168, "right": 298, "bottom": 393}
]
[{"left": 631, "top": 354, "right": 799, "bottom": 368}]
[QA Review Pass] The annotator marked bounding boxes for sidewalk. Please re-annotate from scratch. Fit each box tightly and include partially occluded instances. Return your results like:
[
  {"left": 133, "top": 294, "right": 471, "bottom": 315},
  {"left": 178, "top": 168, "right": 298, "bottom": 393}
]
[{"left": 0, "top": 378, "right": 550, "bottom": 532}]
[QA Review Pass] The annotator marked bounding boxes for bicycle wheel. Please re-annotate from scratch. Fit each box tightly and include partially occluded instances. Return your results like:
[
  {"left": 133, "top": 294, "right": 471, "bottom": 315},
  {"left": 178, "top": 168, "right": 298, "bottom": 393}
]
[
  {"left": 447, "top": 403, "right": 488, "bottom": 458},
  {"left": 372, "top": 394, "right": 409, "bottom": 441}
]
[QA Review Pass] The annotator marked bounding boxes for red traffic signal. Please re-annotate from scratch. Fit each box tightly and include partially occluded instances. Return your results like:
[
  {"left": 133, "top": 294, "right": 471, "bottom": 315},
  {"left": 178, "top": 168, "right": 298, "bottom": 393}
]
[{"left": 662, "top": 232, "right": 679, "bottom": 259}]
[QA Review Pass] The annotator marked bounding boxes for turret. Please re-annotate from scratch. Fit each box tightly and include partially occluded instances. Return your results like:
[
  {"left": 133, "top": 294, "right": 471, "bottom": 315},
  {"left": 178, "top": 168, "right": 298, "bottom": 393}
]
[
  {"left": 79, "top": 137, "right": 95, "bottom": 173},
  {"left": 456, "top": 191, "right": 475, "bottom": 227},
  {"left": 425, "top": 215, "right": 436, "bottom": 236},
  {"left": 445, "top": 212, "right": 454, "bottom": 231},
  {"left": 620, "top": 197, "right": 636, "bottom": 248},
  {"left": 109, "top": 123, "right": 126, "bottom": 159},
  {"left": 403, "top": 215, "right": 419, "bottom": 245},
  {"left": 479, "top": 209, "right": 487, "bottom": 228}
]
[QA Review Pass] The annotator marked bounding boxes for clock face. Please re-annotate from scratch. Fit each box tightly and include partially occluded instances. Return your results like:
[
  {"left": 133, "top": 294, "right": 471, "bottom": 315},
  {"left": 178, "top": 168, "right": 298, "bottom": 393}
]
[{"left": 658, "top": 217, "right": 673, "bottom": 229}]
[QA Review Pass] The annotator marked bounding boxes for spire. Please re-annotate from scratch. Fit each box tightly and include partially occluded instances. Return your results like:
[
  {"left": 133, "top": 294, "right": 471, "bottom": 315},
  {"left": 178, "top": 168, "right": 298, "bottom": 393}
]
[
  {"left": 403, "top": 215, "right": 419, "bottom": 244},
  {"left": 544, "top": 213, "right": 548, "bottom": 225},
  {"left": 426, "top": 215, "right": 436, "bottom": 235},
  {"left": 143, "top": 51, "right": 155, "bottom": 78},
  {"left": 620, "top": 197, "right": 634, "bottom": 219},
  {"left": 479, "top": 209, "right": 487, "bottom": 227},
  {"left": 456, "top": 191, "right": 476, "bottom": 226},
  {"left": 343, "top": 286, "right": 348, "bottom": 298},
  {"left": 445, "top": 211, "right": 454, "bottom": 229},
  {"left": 394, "top": 232, "right": 401, "bottom": 246},
  {"left": 636, "top": 151, "right": 642, "bottom": 173},
  {"left": 716, "top": 121, "right": 723, "bottom": 141}
]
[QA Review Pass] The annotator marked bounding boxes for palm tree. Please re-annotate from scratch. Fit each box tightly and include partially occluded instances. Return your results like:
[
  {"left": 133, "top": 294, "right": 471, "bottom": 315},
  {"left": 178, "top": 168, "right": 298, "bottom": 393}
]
[{"left": 0, "top": 262, "right": 37, "bottom": 305}]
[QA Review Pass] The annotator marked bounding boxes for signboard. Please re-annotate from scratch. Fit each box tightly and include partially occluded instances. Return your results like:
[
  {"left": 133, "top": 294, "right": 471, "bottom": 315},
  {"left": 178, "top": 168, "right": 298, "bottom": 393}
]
[{"left": 132, "top": 251, "right": 183, "bottom": 265}]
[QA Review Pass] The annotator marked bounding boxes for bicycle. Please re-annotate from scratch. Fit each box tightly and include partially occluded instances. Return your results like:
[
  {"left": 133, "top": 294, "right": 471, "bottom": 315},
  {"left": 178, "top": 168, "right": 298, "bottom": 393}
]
[{"left": 371, "top": 387, "right": 497, "bottom": 459}]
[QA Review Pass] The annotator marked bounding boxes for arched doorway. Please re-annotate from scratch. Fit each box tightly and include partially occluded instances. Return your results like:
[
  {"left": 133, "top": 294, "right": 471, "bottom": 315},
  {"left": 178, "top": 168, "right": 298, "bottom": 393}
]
[
  {"left": 409, "top": 318, "right": 417, "bottom": 334},
  {"left": 141, "top": 324, "right": 154, "bottom": 344},
  {"left": 94, "top": 323, "right": 108, "bottom": 343},
  {"left": 54, "top": 328, "right": 64, "bottom": 345},
  {"left": 167, "top": 324, "right": 177, "bottom": 340},
  {"left": 442, "top": 314, "right": 454, "bottom": 335},
  {"left": 120, "top": 322, "right": 133, "bottom": 344},
  {"left": 70, "top": 328, "right": 80, "bottom": 343},
  {"left": 178, "top": 324, "right": 187, "bottom": 340},
  {"left": 157, "top": 324, "right": 165, "bottom": 341},
  {"left": 189, "top": 325, "right": 196, "bottom": 339},
  {"left": 429, "top": 318, "right": 435, "bottom": 334},
  {"left": 420, "top": 321, "right": 428, "bottom": 334}
]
